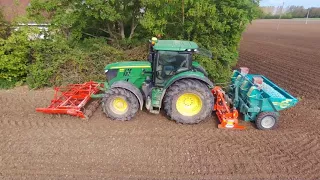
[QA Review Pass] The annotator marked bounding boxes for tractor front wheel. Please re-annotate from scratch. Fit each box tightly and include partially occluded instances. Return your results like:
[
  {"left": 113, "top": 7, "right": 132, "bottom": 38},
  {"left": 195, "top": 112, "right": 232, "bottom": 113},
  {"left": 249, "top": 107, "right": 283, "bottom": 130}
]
[
  {"left": 102, "top": 88, "right": 139, "bottom": 121},
  {"left": 164, "top": 79, "right": 214, "bottom": 124}
]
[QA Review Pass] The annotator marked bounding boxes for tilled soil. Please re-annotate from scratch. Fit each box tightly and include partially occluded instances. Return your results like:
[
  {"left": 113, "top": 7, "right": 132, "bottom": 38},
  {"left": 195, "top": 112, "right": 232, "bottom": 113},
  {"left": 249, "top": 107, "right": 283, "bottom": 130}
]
[{"left": 1, "top": 20, "right": 320, "bottom": 180}]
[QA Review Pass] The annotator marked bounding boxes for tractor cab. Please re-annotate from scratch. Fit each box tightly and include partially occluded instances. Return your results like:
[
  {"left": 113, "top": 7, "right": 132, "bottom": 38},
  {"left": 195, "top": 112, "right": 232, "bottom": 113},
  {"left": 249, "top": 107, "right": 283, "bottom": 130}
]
[{"left": 148, "top": 38, "right": 199, "bottom": 86}]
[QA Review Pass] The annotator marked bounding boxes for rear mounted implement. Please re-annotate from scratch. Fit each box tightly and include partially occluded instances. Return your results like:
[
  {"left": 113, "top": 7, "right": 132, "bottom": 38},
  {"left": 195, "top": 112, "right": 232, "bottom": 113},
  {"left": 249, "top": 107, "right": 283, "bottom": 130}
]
[
  {"left": 212, "top": 86, "right": 245, "bottom": 130},
  {"left": 36, "top": 81, "right": 102, "bottom": 119}
]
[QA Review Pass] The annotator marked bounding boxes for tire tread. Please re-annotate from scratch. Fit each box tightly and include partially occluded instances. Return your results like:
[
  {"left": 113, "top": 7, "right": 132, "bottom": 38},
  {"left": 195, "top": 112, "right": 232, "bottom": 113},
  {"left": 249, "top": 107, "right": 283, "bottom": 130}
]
[
  {"left": 255, "top": 112, "right": 279, "bottom": 130},
  {"left": 102, "top": 88, "right": 139, "bottom": 121},
  {"left": 163, "top": 79, "right": 214, "bottom": 124}
]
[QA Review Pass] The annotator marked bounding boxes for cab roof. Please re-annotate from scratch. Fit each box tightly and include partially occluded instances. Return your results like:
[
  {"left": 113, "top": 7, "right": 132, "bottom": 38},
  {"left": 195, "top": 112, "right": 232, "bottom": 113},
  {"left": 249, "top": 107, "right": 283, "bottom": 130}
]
[{"left": 153, "top": 40, "right": 199, "bottom": 51}]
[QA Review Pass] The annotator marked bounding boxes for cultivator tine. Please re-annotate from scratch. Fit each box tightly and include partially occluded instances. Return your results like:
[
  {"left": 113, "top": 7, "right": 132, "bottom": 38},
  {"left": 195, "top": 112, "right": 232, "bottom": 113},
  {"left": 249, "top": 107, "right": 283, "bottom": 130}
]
[{"left": 36, "top": 81, "right": 103, "bottom": 119}]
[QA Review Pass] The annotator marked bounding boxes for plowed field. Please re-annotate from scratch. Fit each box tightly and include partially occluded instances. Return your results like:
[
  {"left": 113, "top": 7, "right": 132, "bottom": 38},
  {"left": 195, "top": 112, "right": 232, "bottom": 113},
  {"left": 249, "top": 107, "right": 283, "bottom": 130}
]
[{"left": 1, "top": 20, "right": 320, "bottom": 180}]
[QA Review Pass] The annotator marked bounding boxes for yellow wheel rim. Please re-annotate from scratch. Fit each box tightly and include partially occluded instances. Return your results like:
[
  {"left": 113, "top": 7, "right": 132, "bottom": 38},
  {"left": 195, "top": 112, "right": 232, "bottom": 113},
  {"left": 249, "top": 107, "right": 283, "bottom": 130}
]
[
  {"left": 176, "top": 93, "right": 202, "bottom": 116},
  {"left": 111, "top": 97, "right": 128, "bottom": 114}
]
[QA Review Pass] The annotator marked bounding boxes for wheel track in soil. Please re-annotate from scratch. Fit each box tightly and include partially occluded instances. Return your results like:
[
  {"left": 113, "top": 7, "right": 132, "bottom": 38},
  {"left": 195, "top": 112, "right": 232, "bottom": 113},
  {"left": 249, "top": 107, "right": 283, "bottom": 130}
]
[
  {"left": 239, "top": 51, "right": 320, "bottom": 98},
  {"left": 2, "top": 111, "right": 319, "bottom": 179},
  {"left": 241, "top": 43, "right": 320, "bottom": 77},
  {"left": 240, "top": 42, "right": 320, "bottom": 76},
  {"left": 240, "top": 53, "right": 313, "bottom": 89},
  {"left": 241, "top": 31, "right": 320, "bottom": 61},
  {"left": 1, "top": 114, "right": 320, "bottom": 179},
  {"left": 239, "top": 59, "right": 312, "bottom": 98},
  {"left": 241, "top": 44, "right": 320, "bottom": 78},
  {"left": 247, "top": 40, "right": 320, "bottom": 62},
  {"left": 240, "top": 48, "right": 320, "bottom": 79},
  {"left": 238, "top": 20, "right": 320, "bottom": 179},
  {"left": 1, "top": 90, "right": 319, "bottom": 178}
]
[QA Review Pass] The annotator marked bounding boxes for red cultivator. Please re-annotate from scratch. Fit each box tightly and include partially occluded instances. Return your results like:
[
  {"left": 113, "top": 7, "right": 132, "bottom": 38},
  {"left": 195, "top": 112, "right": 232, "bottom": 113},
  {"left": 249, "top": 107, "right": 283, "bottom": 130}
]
[{"left": 36, "top": 81, "right": 102, "bottom": 119}]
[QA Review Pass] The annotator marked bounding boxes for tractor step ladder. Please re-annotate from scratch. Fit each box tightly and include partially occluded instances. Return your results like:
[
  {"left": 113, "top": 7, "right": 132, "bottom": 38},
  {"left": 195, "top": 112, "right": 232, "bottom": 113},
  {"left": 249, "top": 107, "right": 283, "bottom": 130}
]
[
  {"left": 212, "top": 86, "right": 245, "bottom": 130},
  {"left": 36, "top": 81, "right": 102, "bottom": 119}
]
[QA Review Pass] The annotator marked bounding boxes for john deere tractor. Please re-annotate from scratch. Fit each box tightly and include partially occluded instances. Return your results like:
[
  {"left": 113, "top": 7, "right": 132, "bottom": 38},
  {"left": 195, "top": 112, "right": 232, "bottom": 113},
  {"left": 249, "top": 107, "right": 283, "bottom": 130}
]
[{"left": 101, "top": 38, "right": 214, "bottom": 124}]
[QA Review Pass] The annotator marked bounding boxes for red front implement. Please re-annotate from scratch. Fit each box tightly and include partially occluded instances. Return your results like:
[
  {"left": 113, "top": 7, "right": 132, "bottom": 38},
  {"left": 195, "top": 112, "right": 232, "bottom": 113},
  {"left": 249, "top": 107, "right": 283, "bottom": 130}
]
[
  {"left": 36, "top": 81, "right": 102, "bottom": 119},
  {"left": 212, "top": 86, "right": 245, "bottom": 130}
]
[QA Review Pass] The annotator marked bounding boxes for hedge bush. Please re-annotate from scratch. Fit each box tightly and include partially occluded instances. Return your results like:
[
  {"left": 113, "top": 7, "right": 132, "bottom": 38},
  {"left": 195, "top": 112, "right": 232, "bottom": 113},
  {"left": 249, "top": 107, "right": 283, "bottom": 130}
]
[
  {"left": 1, "top": 0, "right": 260, "bottom": 88},
  {"left": 0, "top": 8, "right": 11, "bottom": 39},
  {"left": 0, "top": 29, "right": 31, "bottom": 88},
  {"left": 140, "top": 0, "right": 260, "bottom": 82},
  {"left": 50, "top": 39, "right": 124, "bottom": 87},
  {"left": 0, "top": 28, "right": 125, "bottom": 89}
]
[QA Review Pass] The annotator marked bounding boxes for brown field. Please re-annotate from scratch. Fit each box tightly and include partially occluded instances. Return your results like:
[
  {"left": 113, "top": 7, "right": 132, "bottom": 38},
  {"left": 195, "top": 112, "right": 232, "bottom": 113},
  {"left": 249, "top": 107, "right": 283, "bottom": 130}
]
[{"left": 1, "top": 20, "right": 320, "bottom": 180}]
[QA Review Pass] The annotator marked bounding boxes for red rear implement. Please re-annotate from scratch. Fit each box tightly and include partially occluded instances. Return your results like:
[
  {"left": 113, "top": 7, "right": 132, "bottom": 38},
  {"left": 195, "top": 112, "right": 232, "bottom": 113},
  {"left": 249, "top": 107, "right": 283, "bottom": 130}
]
[{"left": 212, "top": 86, "right": 245, "bottom": 130}]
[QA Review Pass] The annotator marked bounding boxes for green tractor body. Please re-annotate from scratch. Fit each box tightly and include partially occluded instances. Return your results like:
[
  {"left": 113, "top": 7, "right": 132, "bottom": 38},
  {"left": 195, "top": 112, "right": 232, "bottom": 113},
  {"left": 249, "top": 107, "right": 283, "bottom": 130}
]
[
  {"left": 101, "top": 39, "right": 214, "bottom": 124},
  {"left": 105, "top": 61, "right": 152, "bottom": 89}
]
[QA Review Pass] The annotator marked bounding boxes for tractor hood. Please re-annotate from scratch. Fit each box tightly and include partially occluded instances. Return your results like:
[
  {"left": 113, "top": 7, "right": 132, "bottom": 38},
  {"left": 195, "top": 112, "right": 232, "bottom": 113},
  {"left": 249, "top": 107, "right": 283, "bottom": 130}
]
[{"left": 104, "top": 61, "right": 151, "bottom": 71}]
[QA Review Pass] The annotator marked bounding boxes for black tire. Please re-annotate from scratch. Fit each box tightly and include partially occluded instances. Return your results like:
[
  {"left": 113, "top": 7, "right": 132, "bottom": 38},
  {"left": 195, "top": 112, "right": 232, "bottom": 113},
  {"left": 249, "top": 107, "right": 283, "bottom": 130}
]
[
  {"left": 163, "top": 79, "right": 214, "bottom": 124},
  {"left": 102, "top": 88, "right": 139, "bottom": 121},
  {"left": 255, "top": 112, "right": 279, "bottom": 130}
]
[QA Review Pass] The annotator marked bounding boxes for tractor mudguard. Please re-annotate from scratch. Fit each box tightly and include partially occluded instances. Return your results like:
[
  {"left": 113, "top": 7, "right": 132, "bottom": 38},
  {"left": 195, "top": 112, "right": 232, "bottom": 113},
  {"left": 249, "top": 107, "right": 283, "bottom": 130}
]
[
  {"left": 111, "top": 81, "right": 144, "bottom": 110},
  {"left": 164, "top": 74, "right": 214, "bottom": 89},
  {"left": 157, "top": 73, "right": 214, "bottom": 109}
]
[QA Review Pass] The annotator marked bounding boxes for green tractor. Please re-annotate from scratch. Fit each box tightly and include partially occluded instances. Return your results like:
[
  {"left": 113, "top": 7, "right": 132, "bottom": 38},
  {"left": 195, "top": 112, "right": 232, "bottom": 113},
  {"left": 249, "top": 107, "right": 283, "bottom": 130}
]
[
  {"left": 37, "top": 38, "right": 300, "bottom": 130},
  {"left": 101, "top": 38, "right": 214, "bottom": 124}
]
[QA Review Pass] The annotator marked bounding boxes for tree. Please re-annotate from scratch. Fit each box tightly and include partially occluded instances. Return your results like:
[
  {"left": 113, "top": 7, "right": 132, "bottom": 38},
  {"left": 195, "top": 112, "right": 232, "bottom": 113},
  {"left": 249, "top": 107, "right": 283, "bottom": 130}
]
[
  {"left": 287, "top": 6, "right": 307, "bottom": 18},
  {"left": 0, "top": 28, "right": 31, "bottom": 83},
  {"left": 28, "top": 0, "right": 143, "bottom": 42},
  {"left": 309, "top": 7, "right": 320, "bottom": 18},
  {"left": 0, "top": 7, "right": 11, "bottom": 39},
  {"left": 27, "top": 0, "right": 260, "bottom": 83},
  {"left": 141, "top": 0, "right": 260, "bottom": 81}
]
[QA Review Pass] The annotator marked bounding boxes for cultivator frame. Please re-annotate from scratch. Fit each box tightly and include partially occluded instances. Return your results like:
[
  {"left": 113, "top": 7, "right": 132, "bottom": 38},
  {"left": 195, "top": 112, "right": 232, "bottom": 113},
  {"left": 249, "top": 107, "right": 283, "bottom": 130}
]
[{"left": 36, "top": 81, "right": 102, "bottom": 119}]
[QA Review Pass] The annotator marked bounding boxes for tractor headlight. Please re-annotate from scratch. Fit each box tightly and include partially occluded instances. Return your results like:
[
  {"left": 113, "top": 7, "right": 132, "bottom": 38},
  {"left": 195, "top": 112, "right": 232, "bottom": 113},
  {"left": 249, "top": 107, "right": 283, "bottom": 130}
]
[{"left": 105, "top": 69, "right": 118, "bottom": 81}]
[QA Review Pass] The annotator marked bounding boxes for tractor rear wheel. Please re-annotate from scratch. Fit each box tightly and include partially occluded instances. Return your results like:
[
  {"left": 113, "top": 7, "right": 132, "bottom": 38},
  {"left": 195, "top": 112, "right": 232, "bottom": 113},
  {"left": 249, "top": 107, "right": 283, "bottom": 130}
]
[
  {"left": 102, "top": 88, "right": 139, "bottom": 121},
  {"left": 164, "top": 79, "right": 214, "bottom": 124}
]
